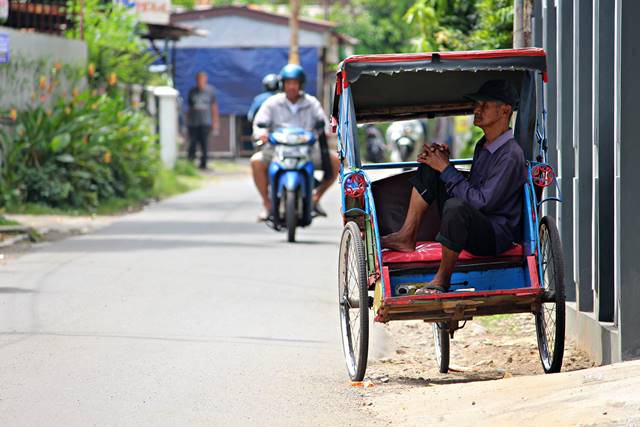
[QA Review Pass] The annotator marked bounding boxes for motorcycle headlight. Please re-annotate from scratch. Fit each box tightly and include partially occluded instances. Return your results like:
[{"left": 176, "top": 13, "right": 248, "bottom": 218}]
[
  {"left": 273, "top": 131, "right": 288, "bottom": 144},
  {"left": 286, "top": 133, "right": 310, "bottom": 144},
  {"left": 283, "top": 158, "right": 298, "bottom": 169}
]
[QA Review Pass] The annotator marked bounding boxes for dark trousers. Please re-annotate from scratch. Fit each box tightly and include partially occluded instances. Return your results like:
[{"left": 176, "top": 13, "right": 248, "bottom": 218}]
[
  {"left": 408, "top": 164, "right": 497, "bottom": 256},
  {"left": 188, "top": 125, "right": 210, "bottom": 168}
]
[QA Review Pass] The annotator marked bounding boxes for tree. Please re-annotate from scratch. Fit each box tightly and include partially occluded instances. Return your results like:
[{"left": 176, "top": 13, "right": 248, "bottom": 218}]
[
  {"left": 172, "top": 0, "right": 197, "bottom": 9},
  {"left": 403, "top": 0, "right": 439, "bottom": 51},
  {"left": 466, "top": 0, "right": 513, "bottom": 50},
  {"left": 331, "top": 0, "right": 417, "bottom": 54},
  {"left": 403, "top": 0, "right": 513, "bottom": 52},
  {"left": 68, "top": 0, "right": 157, "bottom": 86}
]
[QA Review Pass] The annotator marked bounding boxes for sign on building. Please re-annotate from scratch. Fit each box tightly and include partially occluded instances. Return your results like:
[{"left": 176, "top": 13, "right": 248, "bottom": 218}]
[
  {"left": 0, "top": 33, "right": 9, "bottom": 64},
  {"left": 0, "top": 0, "right": 8, "bottom": 24},
  {"left": 113, "top": 0, "right": 171, "bottom": 25}
]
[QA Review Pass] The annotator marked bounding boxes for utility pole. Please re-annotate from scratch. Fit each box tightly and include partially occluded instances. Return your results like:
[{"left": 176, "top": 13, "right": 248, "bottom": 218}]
[
  {"left": 289, "top": 0, "right": 300, "bottom": 65},
  {"left": 513, "top": 0, "right": 533, "bottom": 48},
  {"left": 79, "top": 0, "right": 85, "bottom": 40},
  {"left": 322, "top": 0, "right": 330, "bottom": 21}
]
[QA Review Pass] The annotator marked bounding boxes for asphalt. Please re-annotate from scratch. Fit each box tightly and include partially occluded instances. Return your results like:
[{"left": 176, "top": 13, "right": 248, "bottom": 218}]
[{"left": 0, "top": 177, "right": 377, "bottom": 426}]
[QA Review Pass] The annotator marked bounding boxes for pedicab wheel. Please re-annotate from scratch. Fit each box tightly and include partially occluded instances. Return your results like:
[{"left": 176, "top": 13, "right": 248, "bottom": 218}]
[
  {"left": 535, "top": 216, "right": 566, "bottom": 374},
  {"left": 285, "top": 190, "right": 297, "bottom": 242},
  {"left": 338, "top": 221, "right": 369, "bottom": 381},
  {"left": 432, "top": 322, "right": 450, "bottom": 373}
]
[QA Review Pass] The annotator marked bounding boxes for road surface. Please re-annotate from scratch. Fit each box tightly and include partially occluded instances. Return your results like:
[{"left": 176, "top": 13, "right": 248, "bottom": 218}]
[{"left": 0, "top": 177, "right": 376, "bottom": 426}]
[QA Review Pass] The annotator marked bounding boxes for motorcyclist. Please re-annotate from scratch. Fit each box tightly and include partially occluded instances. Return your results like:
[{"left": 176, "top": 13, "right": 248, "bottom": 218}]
[
  {"left": 251, "top": 64, "right": 340, "bottom": 221},
  {"left": 362, "top": 124, "right": 386, "bottom": 163},
  {"left": 386, "top": 119, "right": 425, "bottom": 163},
  {"left": 247, "top": 73, "right": 279, "bottom": 123}
]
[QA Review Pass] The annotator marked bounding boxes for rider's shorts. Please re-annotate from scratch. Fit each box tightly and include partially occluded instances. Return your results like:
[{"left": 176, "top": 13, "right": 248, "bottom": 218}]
[{"left": 251, "top": 144, "right": 324, "bottom": 169}]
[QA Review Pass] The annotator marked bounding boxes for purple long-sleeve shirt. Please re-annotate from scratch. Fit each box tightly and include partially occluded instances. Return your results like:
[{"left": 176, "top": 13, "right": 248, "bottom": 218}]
[{"left": 439, "top": 129, "right": 526, "bottom": 253}]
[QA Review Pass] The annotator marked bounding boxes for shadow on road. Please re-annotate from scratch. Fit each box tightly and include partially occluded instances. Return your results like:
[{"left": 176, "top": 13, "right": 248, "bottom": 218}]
[
  {"left": 36, "top": 237, "right": 275, "bottom": 253},
  {"left": 103, "top": 220, "right": 266, "bottom": 235},
  {"left": 0, "top": 287, "right": 37, "bottom": 294}
]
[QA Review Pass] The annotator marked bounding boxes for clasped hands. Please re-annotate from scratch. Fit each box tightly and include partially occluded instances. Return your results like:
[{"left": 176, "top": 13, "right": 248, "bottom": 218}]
[{"left": 417, "top": 142, "right": 450, "bottom": 172}]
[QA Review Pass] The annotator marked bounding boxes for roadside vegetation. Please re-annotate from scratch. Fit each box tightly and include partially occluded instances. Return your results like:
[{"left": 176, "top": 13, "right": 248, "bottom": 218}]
[
  {"left": 0, "top": 2, "right": 200, "bottom": 217},
  {"left": 0, "top": 215, "right": 19, "bottom": 226}
]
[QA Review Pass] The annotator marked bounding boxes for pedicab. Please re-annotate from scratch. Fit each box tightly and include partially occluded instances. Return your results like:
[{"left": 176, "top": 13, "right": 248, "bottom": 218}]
[{"left": 333, "top": 48, "right": 565, "bottom": 381}]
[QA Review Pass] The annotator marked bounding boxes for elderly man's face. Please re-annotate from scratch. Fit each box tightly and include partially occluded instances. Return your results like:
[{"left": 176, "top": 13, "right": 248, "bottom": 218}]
[{"left": 473, "top": 100, "right": 511, "bottom": 128}]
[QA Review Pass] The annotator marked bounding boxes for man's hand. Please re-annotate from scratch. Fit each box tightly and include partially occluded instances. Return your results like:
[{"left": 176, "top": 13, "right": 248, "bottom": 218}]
[
  {"left": 417, "top": 143, "right": 450, "bottom": 172},
  {"left": 212, "top": 124, "right": 220, "bottom": 137},
  {"left": 258, "top": 134, "right": 269, "bottom": 145}
]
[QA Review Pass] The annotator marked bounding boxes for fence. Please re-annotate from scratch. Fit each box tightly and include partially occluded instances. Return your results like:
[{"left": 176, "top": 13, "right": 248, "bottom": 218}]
[{"left": 4, "top": 0, "right": 77, "bottom": 35}]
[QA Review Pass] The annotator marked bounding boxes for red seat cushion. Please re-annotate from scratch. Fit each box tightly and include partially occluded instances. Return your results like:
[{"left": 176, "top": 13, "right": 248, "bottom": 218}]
[{"left": 382, "top": 241, "right": 524, "bottom": 264}]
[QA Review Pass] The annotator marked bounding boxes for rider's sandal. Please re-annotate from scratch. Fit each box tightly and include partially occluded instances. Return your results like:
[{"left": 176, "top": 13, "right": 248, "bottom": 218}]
[
  {"left": 313, "top": 202, "right": 328, "bottom": 218},
  {"left": 257, "top": 209, "right": 269, "bottom": 222},
  {"left": 415, "top": 284, "right": 448, "bottom": 295}
]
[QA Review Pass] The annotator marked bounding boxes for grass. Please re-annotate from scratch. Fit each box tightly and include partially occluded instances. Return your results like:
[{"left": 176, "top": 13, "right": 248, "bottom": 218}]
[
  {"left": 0, "top": 215, "right": 20, "bottom": 226},
  {"left": 208, "top": 159, "right": 249, "bottom": 174},
  {"left": 151, "top": 160, "right": 204, "bottom": 199},
  {"left": 476, "top": 314, "right": 512, "bottom": 328}
]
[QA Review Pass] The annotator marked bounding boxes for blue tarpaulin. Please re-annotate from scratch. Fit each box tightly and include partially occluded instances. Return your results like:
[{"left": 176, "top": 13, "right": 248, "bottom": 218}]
[{"left": 175, "top": 47, "right": 319, "bottom": 116}]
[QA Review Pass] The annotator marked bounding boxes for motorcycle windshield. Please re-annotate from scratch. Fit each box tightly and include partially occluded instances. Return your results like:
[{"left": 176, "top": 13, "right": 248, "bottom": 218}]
[{"left": 272, "top": 127, "right": 315, "bottom": 145}]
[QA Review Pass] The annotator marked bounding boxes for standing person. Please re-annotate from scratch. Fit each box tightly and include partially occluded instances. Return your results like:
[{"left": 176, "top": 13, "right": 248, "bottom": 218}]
[
  {"left": 247, "top": 73, "right": 280, "bottom": 123},
  {"left": 187, "top": 71, "right": 220, "bottom": 170},
  {"left": 251, "top": 64, "right": 340, "bottom": 221}
]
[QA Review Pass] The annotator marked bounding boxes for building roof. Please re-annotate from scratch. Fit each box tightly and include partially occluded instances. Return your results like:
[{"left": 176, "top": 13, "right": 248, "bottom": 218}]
[
  {"left": 143, "top": 22, "right": 204, "bottom": 41},
  {"left": 171, "top": 5, "right": 341, "bottom": 36}
]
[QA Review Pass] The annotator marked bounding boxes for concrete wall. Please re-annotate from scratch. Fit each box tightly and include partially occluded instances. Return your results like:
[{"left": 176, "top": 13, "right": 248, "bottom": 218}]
[
  {"left": 616, "top": 0, "right": 640, "bottom": 361},
  {"left": 535, "top": 0, "right": 640, "bottom": 365},
  {"left": 0, "top": 27, "right": 87, "bottom": 110}
]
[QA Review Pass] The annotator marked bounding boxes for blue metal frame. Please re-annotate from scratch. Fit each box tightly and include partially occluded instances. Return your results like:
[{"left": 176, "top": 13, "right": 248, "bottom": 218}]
[
  {"left": 391, "top": 267, "right": 530, "bottom": 294},
  {"left": 361, "top": 159, "right": 473, "bottom": 170}
]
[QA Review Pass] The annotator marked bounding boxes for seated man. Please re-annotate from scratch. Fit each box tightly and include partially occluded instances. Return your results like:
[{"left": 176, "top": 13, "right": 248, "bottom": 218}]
[
  {"left": 251, "top": 64, "right": 340, "bottom": 221},
  {"left": 382, "top": 80, "right": 526, "bottom": 294}
]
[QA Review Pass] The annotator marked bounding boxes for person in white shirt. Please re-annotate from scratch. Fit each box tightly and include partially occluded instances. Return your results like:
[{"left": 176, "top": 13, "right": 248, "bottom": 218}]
[{"left": 251, "top": 64, "right": 339, "bottom": 221}]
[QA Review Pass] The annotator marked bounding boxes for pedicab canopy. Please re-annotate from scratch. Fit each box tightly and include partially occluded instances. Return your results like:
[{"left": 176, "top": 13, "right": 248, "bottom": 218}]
[{"left": 332, "top": 48, "right": 548, "bottom": 159}]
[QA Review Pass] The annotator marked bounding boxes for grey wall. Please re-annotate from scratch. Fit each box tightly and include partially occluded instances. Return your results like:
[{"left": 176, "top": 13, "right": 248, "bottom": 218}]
[
  {"left": 0, "top": 27, "right": 87, "bottom": 110},
  {"left": 616, "top": 0, "right": 640, "bottom": 360},
  {"left": 1, "top": 27, "right": 87, "bottom": 62}
]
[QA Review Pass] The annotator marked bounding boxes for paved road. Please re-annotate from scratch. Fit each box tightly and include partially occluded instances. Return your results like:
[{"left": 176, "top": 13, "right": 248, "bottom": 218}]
[{"left": 0, "top": 177, "right": 375, "bottom": 426}]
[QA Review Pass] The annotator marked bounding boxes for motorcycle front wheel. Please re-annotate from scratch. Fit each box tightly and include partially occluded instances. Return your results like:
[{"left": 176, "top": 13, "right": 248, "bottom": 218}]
[{"left": 286, "top": 189, "right": 297, "bottom": 242}]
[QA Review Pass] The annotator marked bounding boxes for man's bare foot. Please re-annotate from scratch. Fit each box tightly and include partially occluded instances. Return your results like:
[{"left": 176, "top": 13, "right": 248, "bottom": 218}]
[{"left": 381, "top": 232, "right": 416, "bottom": 252}]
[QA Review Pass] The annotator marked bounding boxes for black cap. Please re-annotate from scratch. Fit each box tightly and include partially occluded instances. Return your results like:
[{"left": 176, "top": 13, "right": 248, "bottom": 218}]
[{"left": 464, "top": 79, "right": 519, "bottom": 108}]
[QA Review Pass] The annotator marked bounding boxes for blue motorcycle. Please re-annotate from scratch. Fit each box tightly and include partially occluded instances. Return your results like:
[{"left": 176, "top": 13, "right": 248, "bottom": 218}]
[{"left": 266, "top": 127, "right": 317, "bottom": 242}]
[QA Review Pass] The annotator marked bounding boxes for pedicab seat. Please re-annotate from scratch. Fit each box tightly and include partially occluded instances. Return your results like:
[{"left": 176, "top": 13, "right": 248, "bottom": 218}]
[{"left": 382, "top": 241, "right": 524, "bottom": 264}]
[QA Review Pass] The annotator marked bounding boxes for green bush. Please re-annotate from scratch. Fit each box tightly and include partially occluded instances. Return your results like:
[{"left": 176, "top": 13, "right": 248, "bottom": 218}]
[{"left": 0, "top": 91, "right": 160, "bottom": 211}]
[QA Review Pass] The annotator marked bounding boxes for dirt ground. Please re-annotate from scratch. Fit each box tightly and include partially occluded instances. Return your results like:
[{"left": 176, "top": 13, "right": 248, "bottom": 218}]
[
  {"left": 365, "top": 313, "right": 595, "bottom": 386},
  {"left": 351, "top": 313, "right": 604, "bottom": 425}
]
